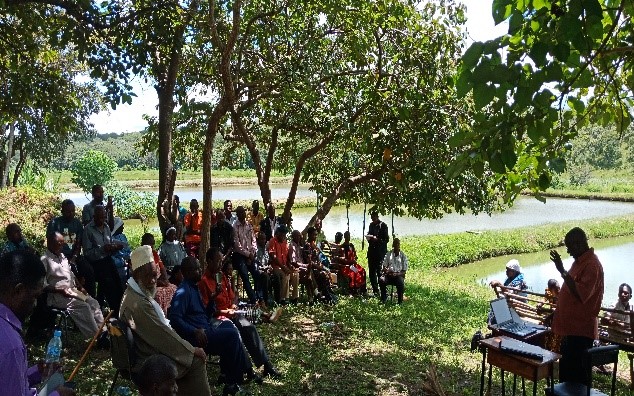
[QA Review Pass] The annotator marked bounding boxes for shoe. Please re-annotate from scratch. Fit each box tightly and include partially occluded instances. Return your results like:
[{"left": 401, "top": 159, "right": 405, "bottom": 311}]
[
  {"left": 263, "top": 366, "right": 282, "bottom": 380},
  {"left": 269, "top": 307, "right": 283, "bottom": 323},
  {"left": 216, "top": 373, "right": 226, "bottom": 386},
  {"left": 246, "top": 370, "right": 263, "bottom": 385}
]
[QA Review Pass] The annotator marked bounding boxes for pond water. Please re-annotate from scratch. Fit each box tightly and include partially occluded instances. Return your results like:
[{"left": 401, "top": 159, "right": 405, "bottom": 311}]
[
  {"left": 63, "top": 184, "right": 634, "bottom": 240},
  {"left": 448, "top": 235, "right": 634, "bottom": 305},
  {"left": 63, "top": 184, "right": 315, "bottom": 207}
]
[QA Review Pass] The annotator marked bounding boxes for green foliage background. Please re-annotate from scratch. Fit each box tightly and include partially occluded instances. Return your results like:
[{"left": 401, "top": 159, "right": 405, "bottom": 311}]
[{"left": 70, "top": 150, "right": 118, "bottom": 194}]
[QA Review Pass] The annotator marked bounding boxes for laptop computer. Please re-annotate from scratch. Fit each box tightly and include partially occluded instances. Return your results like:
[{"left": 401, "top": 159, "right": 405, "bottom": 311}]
[{"left": 490, "top": 297, "right": 537, "bottom": 337}]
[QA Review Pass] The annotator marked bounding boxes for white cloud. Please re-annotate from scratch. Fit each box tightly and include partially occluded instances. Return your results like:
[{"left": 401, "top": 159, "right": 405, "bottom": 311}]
[
  {"left": 461, "top": 0, "right": 508, "bottom": 43},
  {"left": 90, "top": 78, "right": 158, "bottom": 134}
]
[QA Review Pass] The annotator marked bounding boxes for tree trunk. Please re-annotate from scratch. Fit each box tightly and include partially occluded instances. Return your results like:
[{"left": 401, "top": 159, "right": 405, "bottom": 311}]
[
  {"left": 155, "top": 85, "right": 176, "bottom": 235},
  {"left": 199, "top": 106, "right": 224, "bottom": 266},
  {"left": 11, "top": 137, "right": 26, "bottom": 187},
  {"left": 154, "top": 0, "right": 199, "bottom": 235},
  {"left": 301, "top": 169, "right": 384, "bottom": 234},
  {"left": 1, "top": 123, "right": 15, "bottom": 189},
  {"left": 281, "top": 136, "right": 333, "bottom": 221}
]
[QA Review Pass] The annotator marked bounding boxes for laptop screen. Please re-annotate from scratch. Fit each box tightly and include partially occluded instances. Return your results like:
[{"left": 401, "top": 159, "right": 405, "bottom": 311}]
[{"left": 491, "top": 298, "right": 513, "bottom": 324}]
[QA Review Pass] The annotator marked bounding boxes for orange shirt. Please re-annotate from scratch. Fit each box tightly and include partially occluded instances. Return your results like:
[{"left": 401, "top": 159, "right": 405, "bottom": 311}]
[
  {"left": 198, "top": 271, "right": 234, "bottom": 311},
  {"left": 552, "top": 248, "right": 604, "bottom": 339},
  {"left": 268, "top": 237, "right": 289, "bottom": 268},
  {"left": 184, "top": 211, "right": 203, "bottom": 244}
]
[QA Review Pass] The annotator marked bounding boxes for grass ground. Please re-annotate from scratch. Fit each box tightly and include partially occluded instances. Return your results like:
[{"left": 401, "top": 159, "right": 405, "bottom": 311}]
[{"left": 27, "top": 261, "right": 632, "bottom": 396}]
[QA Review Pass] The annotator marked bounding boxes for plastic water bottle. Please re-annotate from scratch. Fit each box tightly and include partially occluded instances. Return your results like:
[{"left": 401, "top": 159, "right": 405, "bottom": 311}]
[
  {"left": 45, "top": 329, "right": 62, "bottom": 377},
  {"left": 115, "top": 386, "right": 131, "bottom": 395}
]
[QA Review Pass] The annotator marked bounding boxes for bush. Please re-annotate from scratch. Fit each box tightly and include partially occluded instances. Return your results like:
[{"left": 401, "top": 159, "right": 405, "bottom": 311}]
[
  {"left": 106, "top": 182, "right": 156, "bottom": 220},
  {"left": 70, "top": 150, "right": 117, "bottom": 194},
  {"left": 0, "top": 187, "right": 60, "bottom": 252}
]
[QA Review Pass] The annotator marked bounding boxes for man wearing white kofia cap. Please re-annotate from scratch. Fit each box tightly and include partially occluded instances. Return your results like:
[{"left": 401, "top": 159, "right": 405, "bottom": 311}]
[{"left": 119, "top": 245, "right": 211, "bottom": 396}]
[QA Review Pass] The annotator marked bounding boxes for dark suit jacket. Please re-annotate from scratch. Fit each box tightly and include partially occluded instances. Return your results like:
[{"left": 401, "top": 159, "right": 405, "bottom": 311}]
[{"left": 367, "top": 220, "right": 389, "bottom": 261}]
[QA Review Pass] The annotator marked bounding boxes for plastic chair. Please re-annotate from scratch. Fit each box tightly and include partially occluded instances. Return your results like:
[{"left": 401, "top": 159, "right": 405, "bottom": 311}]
[
  {"left": 551, "top": 345, "right": 619, "bottom": 396},
  {"left": 107, "top": 318, "right": 137, "bottom": 396}
]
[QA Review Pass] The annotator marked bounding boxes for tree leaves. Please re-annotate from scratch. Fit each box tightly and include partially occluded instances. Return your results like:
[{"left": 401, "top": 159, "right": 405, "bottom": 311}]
[{"left": 457, "top": 0, "right": 634, "bottom": 197}]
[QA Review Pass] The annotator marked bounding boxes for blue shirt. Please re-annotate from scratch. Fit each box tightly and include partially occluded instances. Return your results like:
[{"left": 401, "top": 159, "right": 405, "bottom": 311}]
[
  {"left": 112, "top": 233, "right": 131, "bottom": 269},
  {"left": 168, "top": 280, "right": 211, "bottom": 346},
  {"left": 1, "top": 240, "right": 30, "bottom": 255}
]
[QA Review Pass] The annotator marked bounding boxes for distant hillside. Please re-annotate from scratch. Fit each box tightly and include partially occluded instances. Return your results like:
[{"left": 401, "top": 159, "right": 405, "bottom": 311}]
[{"left": 50, "top": 132, "right": 158, "bottom": 170}]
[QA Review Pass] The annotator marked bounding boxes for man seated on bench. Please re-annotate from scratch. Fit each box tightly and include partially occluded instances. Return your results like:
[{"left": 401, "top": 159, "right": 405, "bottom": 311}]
[
  {"left": 379, "top": 238, "right": 408, "bottom": 304},
  {"left": 119, "top": 246, "right": 211, "bottom": 396},
  {"left": 41, "top": 232, "right": 108, "bottom": 347},
  {"left": 602, "top": 282, "right": 632, "bottom": 331}
]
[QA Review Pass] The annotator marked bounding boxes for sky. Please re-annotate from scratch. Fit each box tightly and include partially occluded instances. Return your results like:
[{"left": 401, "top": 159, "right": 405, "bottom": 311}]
[{"left": 89, "top": 0, "right": 509, "bottom": 134}]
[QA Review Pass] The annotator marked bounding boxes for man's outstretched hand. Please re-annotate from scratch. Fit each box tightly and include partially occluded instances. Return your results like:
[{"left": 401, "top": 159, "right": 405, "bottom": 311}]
[{"left": 550, "top": 250, "right": 565, "bottom": 274}]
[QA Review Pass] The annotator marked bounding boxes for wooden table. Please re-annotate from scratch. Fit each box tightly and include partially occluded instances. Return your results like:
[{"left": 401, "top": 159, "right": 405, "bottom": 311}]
[{"left": 479, "top": 336, "right": 561, "bottom": 396}]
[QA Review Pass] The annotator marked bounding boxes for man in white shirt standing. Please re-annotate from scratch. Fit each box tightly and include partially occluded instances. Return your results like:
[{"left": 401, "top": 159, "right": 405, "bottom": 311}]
[
  {"left": 232, "top": 206, "right": 257, "bottom": 304},
  {"left": 42, "top": 232, "right": 107, "bottom": 345},
  {"left": 379, "top": 238, "right": 408, "bottom": 304}
]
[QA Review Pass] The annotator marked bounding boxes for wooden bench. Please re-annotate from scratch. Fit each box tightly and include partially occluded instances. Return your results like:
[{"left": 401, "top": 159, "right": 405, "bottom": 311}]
[{"left": 491, "top": 284, "right": 634, "bottom": 389}]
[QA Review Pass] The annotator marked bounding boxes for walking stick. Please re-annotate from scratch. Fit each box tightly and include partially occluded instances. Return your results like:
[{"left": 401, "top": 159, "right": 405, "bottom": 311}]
[{"left": 67, "top": 309, "right": 114, "bottom": 382}]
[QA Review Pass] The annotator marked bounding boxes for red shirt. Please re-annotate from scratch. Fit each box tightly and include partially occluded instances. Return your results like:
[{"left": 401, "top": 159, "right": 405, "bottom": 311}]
[
  {"left": 268, "top": 237, "right": 289, "bottom": 268},
  {"left": 552, "top": 248, "right": 604, "bottom": 339},
  {"left": 198, "top": 272, "right": 234, "bottom": 311}
]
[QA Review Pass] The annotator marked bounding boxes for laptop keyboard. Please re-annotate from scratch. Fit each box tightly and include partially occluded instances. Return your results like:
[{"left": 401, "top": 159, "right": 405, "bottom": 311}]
[{"left": 500, "top": 322, "right": 528, "bottom": 332}]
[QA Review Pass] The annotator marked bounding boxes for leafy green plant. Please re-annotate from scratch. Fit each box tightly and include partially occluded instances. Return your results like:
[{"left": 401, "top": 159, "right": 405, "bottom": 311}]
[
  {"left": 70, "top": 150, "right": 117, "bottom": 194},
  {"left": 17, "top": 162, "right": 61, "bottom": 192},
  {"left": 106, "top": 182, "right": 156, "bottom": 220}
]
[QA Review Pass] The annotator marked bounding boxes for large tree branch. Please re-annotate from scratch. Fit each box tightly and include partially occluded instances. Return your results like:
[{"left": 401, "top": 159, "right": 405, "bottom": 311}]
[
  {"left": 301, "top": 167, "right": 386, "bottom": 234},
  {"left": 282, "top": 135, "right": 334, "bottom": 220}
]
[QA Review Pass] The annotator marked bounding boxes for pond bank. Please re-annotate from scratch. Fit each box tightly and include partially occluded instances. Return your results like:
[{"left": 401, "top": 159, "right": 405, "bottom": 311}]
[{"left": 397, "top": 213, "right": 634, "bottom": 270}]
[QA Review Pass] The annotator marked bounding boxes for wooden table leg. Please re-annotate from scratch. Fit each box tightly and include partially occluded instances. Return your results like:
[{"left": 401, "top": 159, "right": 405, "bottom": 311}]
[
  {"left": 532, "top": 373, "right": 537, "bottom": 396},
  {"left": 480, "top": 348, "right": 487, "bottom": 396},
  {"left": 488, "top": 363, "right": 493, "bottom": 394},
  {"left": 501, "top": 369, "right": 505, "bottom": 396},
  {"left": 512, "top": 374, "right": 517, "bottom": 396}
]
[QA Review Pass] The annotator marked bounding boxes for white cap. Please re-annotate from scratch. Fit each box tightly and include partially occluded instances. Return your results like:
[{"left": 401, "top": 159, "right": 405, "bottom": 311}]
[
  {"left": 505, "top": 259, "right": 521, "bottom": 273},
  {"left": 131, "top": 245, "right": 154, "bottom": 271}
]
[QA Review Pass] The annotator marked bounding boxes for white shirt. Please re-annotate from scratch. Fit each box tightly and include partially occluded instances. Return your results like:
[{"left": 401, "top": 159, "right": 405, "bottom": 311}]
[
  {"left": 382, "top": 250, "right": 408, "bottom": 273},
  {"left": 233, "top": 220, "right": 256, "bottom": 257}
]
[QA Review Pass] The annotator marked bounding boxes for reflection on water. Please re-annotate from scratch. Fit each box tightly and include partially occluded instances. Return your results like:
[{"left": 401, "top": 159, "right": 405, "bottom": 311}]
[{"left": 450, "top": 235, "right": 634, "bottom": 305}]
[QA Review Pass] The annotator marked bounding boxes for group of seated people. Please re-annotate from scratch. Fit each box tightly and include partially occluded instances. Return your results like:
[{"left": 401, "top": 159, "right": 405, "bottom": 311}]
[{"left": 0, "top": 186, "right": 412, "bottom": 395}]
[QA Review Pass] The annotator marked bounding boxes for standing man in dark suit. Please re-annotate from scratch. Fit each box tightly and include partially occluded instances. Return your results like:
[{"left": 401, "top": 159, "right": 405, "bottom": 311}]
[
  {"left": 365, "top": 211, "right": 389, "bottom": 297},
  {"left": 259, "top": 203, "right": 282, "bottom": 242}
]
